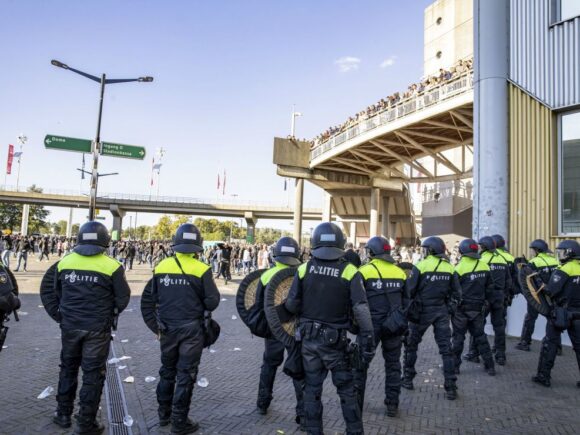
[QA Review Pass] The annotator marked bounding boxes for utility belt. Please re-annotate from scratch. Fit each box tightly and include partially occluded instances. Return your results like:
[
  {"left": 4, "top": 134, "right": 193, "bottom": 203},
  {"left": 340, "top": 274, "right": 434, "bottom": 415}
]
[
  {"left": 460, "top": 301, "right": 484, "bottom": 312},
  {"left": 299, "top": 321, "right": 348, "bottom": 347},
  {"left": 157, "top": 318, "right": 203, "bottom": 334}
]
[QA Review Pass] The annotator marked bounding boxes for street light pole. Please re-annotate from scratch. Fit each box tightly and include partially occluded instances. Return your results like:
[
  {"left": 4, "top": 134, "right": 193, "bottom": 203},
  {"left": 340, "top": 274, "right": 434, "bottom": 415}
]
[
  {"left": 16, "top": 134, "right": 27, "bottom": 191},
  {"left": 51, "top": 60, "right": 153, "bottom": 221}
]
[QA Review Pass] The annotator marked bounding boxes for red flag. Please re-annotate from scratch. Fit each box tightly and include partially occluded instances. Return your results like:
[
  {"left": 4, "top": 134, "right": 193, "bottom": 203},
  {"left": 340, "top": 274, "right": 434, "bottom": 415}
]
[
  {"left": 222, "top": 170, "right": 226, "bottom": 195},
  {"left": 217, "top": 173, "right": 221, "bottom": 190},
  {"left": 6, "top": 144, "right": 14, "bottom": 175}
]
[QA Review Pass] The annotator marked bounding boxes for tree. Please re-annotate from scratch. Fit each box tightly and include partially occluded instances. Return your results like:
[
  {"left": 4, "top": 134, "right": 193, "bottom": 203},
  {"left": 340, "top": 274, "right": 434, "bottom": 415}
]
[
  {"left": 0, "top": 185, "right": 50, "bottom": 233},
  {"left": 71, "top": 223, "right": 80, "bottom": 236},
  {"left": 255, "top": 227, "right": 282, "bottom": 245},
  {"left": 153, "top": 215, "right": 173, "bottom": 240},
  {"left": 51, "top": 219, "right": 68, "bottom": 235}
]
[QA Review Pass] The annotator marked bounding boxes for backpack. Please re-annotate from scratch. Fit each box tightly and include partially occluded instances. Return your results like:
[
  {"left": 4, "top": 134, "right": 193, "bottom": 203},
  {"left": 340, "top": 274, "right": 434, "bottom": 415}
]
[{"left": 0, "top": 268, "right": 19, "bottom": 314}]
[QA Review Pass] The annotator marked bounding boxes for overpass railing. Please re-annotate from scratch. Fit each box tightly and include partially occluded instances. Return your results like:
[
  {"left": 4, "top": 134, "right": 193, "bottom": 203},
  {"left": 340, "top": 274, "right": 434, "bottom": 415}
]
[
  {"left": 310, "top": 72, "right": 474, "bottom": 162},
  {"left": 0, "top": 185, "right": 320, "bottom": 210}
]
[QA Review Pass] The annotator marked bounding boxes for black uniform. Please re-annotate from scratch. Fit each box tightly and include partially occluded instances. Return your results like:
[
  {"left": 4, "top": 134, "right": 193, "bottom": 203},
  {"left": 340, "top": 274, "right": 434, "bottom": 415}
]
[
  {"left": 519, "top": 253, "right": 559, "bottom": 346},
  {"left": 451, "top": 257, "right": 495, "bottom": 372},
  {"left": 353, "top": 258, "right": 408, "bottom": 412},
  {"left": 534, "top": 259, "right": 580, "bottom": 384},
  {"left": 253, "top": 262, "right": 304, "bottom": 421},
  {"left": 141, "top": 253, "right": 220, "bottom": 428},
  {"left": 40, "top": 252, "right": 131, "bottom": 430},
  {"left": 403, "top": 255, "right": 461, "bottom": 393},
  {"left": 285, "top": 258, "right": 373, "bottom": 435}
]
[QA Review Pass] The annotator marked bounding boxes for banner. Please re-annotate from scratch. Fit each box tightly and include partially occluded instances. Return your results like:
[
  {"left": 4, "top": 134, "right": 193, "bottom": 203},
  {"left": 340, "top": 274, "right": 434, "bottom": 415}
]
[{"left": 6, "top": 144, "right": 14, "bottom": 175}]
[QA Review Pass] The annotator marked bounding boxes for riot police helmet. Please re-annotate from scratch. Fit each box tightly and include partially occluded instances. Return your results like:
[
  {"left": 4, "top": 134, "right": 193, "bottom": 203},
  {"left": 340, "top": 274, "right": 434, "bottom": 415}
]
[
  {"left": 529, "top": 239, "right": 551, "bottom": 256},
  {"left": 273, "top": 236, "right": 301, "bottom": 266},
  {"left": 478, "top": 236, "right": 496, "bottom": 253},
  {"left": 555, "top": 240, "right": 580, "bottom": 263},
  {"left": 365, "top": 236, "right": 395, "bottom": 263},
  {"left": 74, "top": 221, "right": 110, "bottom": 256},
  {"left": 310, "top": 222, "right": 345, "bottom": 260},
  {"left": 421, "top": 236, "right": 447, "bottom": 258},
  {"left": 491, "top": 234, "right": 507, "bottom": 251},
  {"left": 172, "top": 223, "right": 204, "bottom": 253},
  {"left": 458, "top": 238, "right": 480, "bottom": 259}
]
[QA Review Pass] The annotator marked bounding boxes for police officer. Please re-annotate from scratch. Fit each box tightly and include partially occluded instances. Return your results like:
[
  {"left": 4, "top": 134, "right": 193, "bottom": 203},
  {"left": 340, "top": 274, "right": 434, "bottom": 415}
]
[
  {"left": 353, "top": 236, "right": 408, "bottom": 417},
  {"left": 0, "top": 263, "right": 20, "bottom": 348},
  {"left": 40, "top": 221, "right": 131, "bottom": 434},
  {"left": 451, "top": 239, "right": 496, "bottom": 376},
  {"left": 532, "top": 240, "right": 580, "bottom": 387},
  {"left": 252, "top": 236, "right": 304, "bottom": 429},
  {"left": 463, "top": 236, "right": 512, "bottom": 365},
  {"left": 284, "top": 222, "right": 373, "bottom": 435},
  {"left": 402, "top": 236, "right": 461, "bottom": 400},
  {"left": 141, "top": 223, "right": 220, "bottom": 434},
  {"left": 516, "top": 239, "right": 560, "bottom": 351}
]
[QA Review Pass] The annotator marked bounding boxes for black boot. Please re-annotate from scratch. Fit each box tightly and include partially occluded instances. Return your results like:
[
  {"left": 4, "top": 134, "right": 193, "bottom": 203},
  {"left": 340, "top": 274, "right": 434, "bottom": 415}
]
[
  {"left": 171, "top": 418, "right": 199, "bottom": 434},
  {"left": 73, "top": 419, "right": 105, "bottom": 435},
  {"left": 384, "top": 400, "right": 398, "bottom": 417},
  {"left": 532, "top": 374, "right": 551, "bottom": 387},
  {"left": 400, "top": 376, "right": 414, "bottom": 390},
  {"left": 159, "top": 408, "right": 171, "bottom": 427},
  {"left": 444, "top": 381, "right": 457, "bottom": 400},
  {"left": 52, "top": 412, "right": 72, "bottom": 429},
  {"left": 462, "top": 351, "right": 480, "bottom": 363},
  {"left": 515, "top": 341, "right": 530, "bottom": 351},
  {"left": 495, "top": 354, "right": 506, "bottom": 366},
  {"left": 257, "top": 406, "right": 267, "bottom": 415}
]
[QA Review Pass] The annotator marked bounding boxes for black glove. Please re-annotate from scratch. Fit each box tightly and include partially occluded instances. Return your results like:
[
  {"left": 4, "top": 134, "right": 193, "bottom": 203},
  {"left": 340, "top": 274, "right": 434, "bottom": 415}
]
[
  {"left": 275, "top": 302, "right": 294, "bottom": 323},
  {"left": 359, "top": 333, "right": 375, "bottom": 365},
  {"left": 482, "top": 300, "right": 490, "bottom": 316},
  {"left": 447, "top": 299, "right": 459, "bottom": 315},
  {"left": 504, "top": 294, "right": 514, "bottom": 308}
]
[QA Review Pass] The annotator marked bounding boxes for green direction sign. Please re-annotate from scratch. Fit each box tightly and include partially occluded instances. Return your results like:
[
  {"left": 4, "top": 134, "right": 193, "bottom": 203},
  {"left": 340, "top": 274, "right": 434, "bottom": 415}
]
[
  {"left": 44, "top": 135, "right": 92, "bottom": 153},
  {"left": 101, "top": 142, "right": 146, "bottom": 160}
]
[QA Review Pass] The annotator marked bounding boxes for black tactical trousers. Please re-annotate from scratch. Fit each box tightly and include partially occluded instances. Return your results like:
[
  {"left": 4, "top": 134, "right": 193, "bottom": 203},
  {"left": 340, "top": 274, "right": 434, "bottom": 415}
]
[
  {"left": 452, "top": 309, "right": 493, "bottom": 369},
  {"left": 353, "top": 325, "right": 402, "bottom": 412},
  {"left": 156, "top": 322, "right": 204, "bottom": 424},
  {"left": 257, "top": 337, "right": 305, "bottom": 419},
  {"left": 403, "top": 309, "right": 457, "bottom": 389},
  {"left": 520, "top": 302, "right": 539, "bottom": 344},
  {"left": 57, "top": 329, "right": 110, "bottom": 427},
  {"left": 301, "top": 328, "right": 362, "bottom": 435},
  {"left": 468, "top": 297, "right": 506, "bottom": 357},
  {"left": 536, "top": 318, "right": 580, "bottom": 381}
]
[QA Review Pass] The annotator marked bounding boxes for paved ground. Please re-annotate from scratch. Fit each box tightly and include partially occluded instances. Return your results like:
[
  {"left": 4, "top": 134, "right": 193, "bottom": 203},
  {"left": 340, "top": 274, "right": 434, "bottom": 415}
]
[{"left": 1, "top": 258, "right": 579, "bottom": 434}]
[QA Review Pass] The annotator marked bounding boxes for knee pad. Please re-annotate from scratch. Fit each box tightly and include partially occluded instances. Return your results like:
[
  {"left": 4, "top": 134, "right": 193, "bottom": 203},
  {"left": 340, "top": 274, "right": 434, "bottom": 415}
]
[{"left": 159, "top": 366, "right": 177, "bottom": 380}]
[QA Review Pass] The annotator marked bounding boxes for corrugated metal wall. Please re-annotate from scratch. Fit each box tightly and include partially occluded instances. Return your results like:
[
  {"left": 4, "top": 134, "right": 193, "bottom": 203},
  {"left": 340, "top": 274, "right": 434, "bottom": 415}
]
[
  {"left": 509, "top": 85, "right": 555, "bottom": 257},
  {"left": 510, "top": 0, "right": 580, "bottom": 109}
]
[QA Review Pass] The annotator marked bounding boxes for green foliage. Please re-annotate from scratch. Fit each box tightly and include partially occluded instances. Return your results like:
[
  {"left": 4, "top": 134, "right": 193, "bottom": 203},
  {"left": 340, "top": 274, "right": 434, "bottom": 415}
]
[
  {"left": 71, "top": 223, "right": 80, "bottom": 235},
  {"left": 0, "top": 185, "right": 50, "bottom": 233}
]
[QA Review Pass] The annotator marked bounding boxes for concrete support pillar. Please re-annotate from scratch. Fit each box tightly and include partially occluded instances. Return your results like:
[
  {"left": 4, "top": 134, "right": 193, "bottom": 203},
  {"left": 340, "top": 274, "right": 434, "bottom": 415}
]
[
  {"left": 369, "top": 188, "right": 380, "bottom": 237},
  {"left": 66, "top": 208, "right": 73, "bottom": 238},
  {"left": 109, "top": 205, "right": 126, "bottom": 241},
  {"left": 472, "top": 0, "right": 509, "bottom": 240},
  {"left": 20, "top": 204, "right": 30, "bottom": 236},
  {"left": 322, "top": 192, "right": 332, "bottom": 222},
  {"left": 349, "top": 221, "right": 357, "bottom": 246},
  {"left": 293, "top": 179, "right": 304, "bottom": 243},
  {"left": 381, "top": 196, "right": 390, "bottom": 239},
  {"left": 244, "top": 211, "right": 257, "bottom": 244}
]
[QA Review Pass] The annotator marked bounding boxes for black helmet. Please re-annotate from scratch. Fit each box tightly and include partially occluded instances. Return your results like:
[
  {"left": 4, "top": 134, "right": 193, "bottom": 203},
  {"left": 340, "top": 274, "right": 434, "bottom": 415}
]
[
  {"left": 74, "top": 221, "right": 110, "bottom": 256},
  {"left": 273, "top": 236, "right": 301, "bottom": 266},
  {"left": 365, "top": 236, "right": 394, "bottom": 263},
  {"left": 459, "top": 238, "right": 480, "bottom": 259},
  {"left": 529, "top": 239, "right": 551, "bottom": 254},
  {"left": 421, "top": 236, "right": 446, "bottom": 258},
  {"left": 478, "top": 236, "right": 496, "bottom": 253},
  {"left": 491, "top": 234, "right": 507, "bottom": 250},
  {"left": 555, "top": 240, "right": 580, "bottom": 263},
  {"left": 311, "top": 222, "right": 345, "bottom": 260},
  {"left": 172, "top": 223, "right": 203, "bottom": 253}
]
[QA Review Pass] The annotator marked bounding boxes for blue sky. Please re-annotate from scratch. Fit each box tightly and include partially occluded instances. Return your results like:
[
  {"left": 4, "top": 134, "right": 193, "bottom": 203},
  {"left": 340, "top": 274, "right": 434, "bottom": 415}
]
[{"left": 0, "top": 0, "right": 433, "bottom": 229}]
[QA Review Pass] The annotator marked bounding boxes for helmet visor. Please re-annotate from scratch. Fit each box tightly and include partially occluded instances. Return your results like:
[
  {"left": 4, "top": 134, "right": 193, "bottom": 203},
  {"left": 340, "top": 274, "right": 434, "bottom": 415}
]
[
  {"left": 420, "top": 247, "right": 430, "bottom": 260},
  {"left": 556, "top": 248, "right": 569, "bottom": 262}
]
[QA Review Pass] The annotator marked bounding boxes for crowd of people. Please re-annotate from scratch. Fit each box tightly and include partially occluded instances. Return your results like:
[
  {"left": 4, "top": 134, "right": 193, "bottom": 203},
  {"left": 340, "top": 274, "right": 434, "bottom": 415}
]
[
  {"left": 311, "top": 57, "right": 474, "bottom": 147},
  {"left": 0, "top": 234, "right": 75, "bottom": 272}
]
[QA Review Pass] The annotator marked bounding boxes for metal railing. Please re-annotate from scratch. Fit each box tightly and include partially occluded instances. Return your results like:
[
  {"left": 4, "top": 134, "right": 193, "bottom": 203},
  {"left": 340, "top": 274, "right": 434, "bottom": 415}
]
[
  {"left": 422, "top": 181, "right": 474, "bottom": 202},
  {"left": 310, "top": 72, "right": 474, "bottom": 161},
  {"left": 0, "top": 185, "right": 320, "bottom": 210}
]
